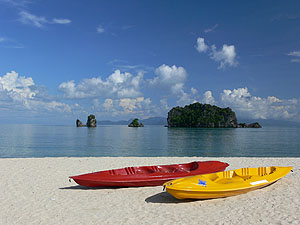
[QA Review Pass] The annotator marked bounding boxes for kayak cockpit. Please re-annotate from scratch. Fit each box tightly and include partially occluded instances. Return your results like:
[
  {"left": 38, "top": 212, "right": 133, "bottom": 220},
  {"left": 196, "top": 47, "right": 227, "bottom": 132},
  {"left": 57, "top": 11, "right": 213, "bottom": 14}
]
[{"left": 105, "top": 161, "right": 199, "bottom": 175}]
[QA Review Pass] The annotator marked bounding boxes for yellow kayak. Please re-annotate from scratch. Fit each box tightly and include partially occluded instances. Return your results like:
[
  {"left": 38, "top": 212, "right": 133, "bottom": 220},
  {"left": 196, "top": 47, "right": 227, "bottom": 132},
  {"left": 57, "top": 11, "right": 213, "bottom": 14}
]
[{"left": 164, "top": 166, "right": 293, "bottom": 199}]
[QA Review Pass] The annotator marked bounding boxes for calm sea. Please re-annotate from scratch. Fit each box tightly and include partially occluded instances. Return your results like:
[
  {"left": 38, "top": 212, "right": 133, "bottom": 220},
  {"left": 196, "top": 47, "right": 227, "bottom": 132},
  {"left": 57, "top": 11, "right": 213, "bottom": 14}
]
[{"left": 0, "top": 124, "right": 299, "bottom": 158}]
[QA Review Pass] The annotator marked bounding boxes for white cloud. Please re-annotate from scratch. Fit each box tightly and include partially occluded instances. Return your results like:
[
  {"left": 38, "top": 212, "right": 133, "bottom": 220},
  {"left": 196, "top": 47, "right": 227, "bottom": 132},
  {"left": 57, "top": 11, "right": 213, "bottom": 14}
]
[
  {"left": 58, "top": 70, "right": 143, "bottom": 99},
  {"left": 150, "top": 64, "right": 200, "bottom": 107},
  {"left": 92, "top": 99, "right": 100, "bottom": 109},
  {"left": 108, "top": 59, "right": 153, "bottom": 73},
  {"left": 195, "top": 37, "right": 238, "bottom": 69},
  {"left": 287, "top": 50, "right": 300, "bottom": 57},
  {"left": 176, "top": 87, "right": 200, "bottom": 106},
  {"left": 202, "top": 90, "right": 216, "bottom": 105},
  {"left": 291, "top": 58, "right": 300, "bottom": 63},
  {"left": 0, "top": 70, "right": 36, "bottom": 100},
  {"left": 151, "top": 64, "right": 187, "bottom": 94},
  {"left": 119, "top": 97, "right": 143, "bottom": 113},
  {"left": 210, "top": 44, "right": 237, "bottom": 69},
  {"left": 0, "top": 0, "right": 30, "bottom": 7},
  {"left": 0, "top": 71, "right": 72, "bottom": 113},
  {"left": 175, "top": 89, "right": 216, "bottom": 107},
  {"left": 19, "top": 11, "right": 47, "bottom": 28},
  {"left": 122, "top": 25, "right": 134, "bottom": 30},
  {"left": 19, "top": 11, "right": 71, "bottom": 28},
  {"left": 58, "top": 80, "right": 82, "bottom": 98},
  {"left": 100, "top": 97, "right": 153, "bottom": 118},
  {"left": 287, "top": 50, "right": 300, "bottom": 63},
  {"left": 103, "top": 98, "right": 113, "bottom": 110},
  {"left": 97, "top": 25, "right": 105, "bottom": 33},
  {"left": 220, "top": 87, "right": 299, "bottom": 120},
  {"left": 52, "top": 18, "right": 71, "bottom": 24},
  {"left": 61, "top": 64, "right": 192, "bottom": 114},
  {"left": 177, "top": 90, "right": 197, "bottom": 106},
  {"left": 160, "top": 98, "right": 169, "bottom": 110},
  {"left": 191, "top": 87, "right": 198, "bottom": 95},
  {"left": 204, "top": 24, "right": 218, "bottom": 33},
  {"left": 195, "top": 37, "right": 208, "bottom": 53},
  {"left": 29, "top": 100, "right": 71, "bottom": 113},
  {"left": 0, "top": 36, "right": 24, "bottom": 48}
]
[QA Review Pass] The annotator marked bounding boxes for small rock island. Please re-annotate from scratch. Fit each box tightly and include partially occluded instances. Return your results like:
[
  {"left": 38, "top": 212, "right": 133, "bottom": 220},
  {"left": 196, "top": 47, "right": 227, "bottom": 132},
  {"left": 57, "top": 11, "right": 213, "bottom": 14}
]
[
  {"left": 76, "top": 114, "right": 97, "bottom": 127},
  {"left": 128, "top": 118, "right": 144, "bottom": 127},
  {"left": 167, "top": 102, "right": 261, "bottom": 128}
]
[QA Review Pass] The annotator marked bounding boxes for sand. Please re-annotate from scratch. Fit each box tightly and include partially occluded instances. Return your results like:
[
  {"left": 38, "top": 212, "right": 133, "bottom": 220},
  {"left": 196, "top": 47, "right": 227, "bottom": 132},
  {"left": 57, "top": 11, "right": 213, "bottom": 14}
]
[{"left": 0, "top": 157, "right": 299, "bottom": 225}]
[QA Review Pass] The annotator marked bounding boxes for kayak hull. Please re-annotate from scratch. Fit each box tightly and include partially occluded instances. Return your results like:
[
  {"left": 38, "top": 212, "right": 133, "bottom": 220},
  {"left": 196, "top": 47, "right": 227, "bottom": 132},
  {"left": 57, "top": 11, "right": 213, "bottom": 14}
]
[
  {"left": 69, "top": 161, "right": 229, "bottom": 187},
  {"left": 164, "top": 166, "right": 292, "bottom": 199}
]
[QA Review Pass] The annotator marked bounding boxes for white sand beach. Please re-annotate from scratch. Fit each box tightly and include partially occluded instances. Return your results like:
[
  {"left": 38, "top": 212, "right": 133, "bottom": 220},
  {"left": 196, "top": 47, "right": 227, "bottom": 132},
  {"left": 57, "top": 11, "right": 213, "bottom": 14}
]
[{"left": 0, "top": 157, "right": 299, "bottom": 225}]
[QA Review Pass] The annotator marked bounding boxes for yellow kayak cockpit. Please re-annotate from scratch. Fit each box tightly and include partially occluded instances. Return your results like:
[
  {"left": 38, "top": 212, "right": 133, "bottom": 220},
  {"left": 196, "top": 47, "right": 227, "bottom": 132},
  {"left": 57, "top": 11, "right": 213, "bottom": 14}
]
[
  {"left": 164, "top": 166, "right": 292, "bottom": 200},
  {"left": 207, "top": 167, "right": 276, "bottom": 184}
]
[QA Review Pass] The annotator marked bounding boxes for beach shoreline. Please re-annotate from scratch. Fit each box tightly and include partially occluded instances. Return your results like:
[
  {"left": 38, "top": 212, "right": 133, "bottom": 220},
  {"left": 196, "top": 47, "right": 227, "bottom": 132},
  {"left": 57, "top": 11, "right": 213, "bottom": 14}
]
[{"left": 1, "top": 157, "right": 299, "bottom": 225}]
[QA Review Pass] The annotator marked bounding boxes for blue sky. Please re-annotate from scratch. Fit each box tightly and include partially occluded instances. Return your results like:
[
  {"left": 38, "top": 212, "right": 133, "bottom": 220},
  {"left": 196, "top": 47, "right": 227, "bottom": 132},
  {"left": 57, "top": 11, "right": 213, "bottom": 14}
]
[{"left": 0, "top": 0, "right": 300, "bottom": 124}]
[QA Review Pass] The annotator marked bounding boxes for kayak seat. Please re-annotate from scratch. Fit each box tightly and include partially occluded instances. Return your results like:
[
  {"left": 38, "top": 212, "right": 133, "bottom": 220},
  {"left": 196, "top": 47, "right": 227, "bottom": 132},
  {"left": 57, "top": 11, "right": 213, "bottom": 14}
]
[
  {"left": 207, "top": 171, "right": 251, "bottom": 184},
  {"left": 157, "top": 166, "right": 182, "bottom": 173},
  {"left": 177, "top": 162, "right": 199, "bottom": 172},
  {"left": 134, "top": 167, "right": 156, "bottom": 174}
]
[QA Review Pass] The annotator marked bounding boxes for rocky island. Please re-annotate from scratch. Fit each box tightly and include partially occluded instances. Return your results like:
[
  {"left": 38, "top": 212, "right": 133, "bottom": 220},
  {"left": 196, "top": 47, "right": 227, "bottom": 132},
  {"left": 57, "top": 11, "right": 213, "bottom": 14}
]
[
  {"left": 76, "top": 114, "right": 97, "bottom": 127},
  {"left": 167, "top": 102, "right": 261, "bottom": 128},
  {"left": 128, "top": 118, "right": 144, "bottom": 127}
]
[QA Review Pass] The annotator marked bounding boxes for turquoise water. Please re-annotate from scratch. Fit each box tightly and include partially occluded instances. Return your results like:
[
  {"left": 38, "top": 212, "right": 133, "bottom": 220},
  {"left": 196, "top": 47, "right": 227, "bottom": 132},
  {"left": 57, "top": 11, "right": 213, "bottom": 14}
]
[{"left": 0, "top": 124, "right": 299, "bottom": 158}]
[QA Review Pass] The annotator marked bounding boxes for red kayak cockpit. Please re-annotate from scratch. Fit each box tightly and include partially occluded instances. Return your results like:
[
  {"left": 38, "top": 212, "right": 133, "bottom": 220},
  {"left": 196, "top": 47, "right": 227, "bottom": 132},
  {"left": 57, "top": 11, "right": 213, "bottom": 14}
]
[
  {"left": 102, "top": 161, "right": 200, "bottom": 175},
  {"left": 69, "top": 161, "right": 229, "bottom": 187}
]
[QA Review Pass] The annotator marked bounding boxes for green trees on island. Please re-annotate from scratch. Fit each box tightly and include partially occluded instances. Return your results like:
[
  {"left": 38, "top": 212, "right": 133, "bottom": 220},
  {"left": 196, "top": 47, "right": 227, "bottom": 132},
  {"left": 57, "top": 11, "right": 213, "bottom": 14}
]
[
  {"left": 167, "top": 102, "right": 261, "bottom": 128},
  {"left": 128, "top": 118, "right": 144, "bottom": 127},
  {"left": 167, "top": 102, "right": 238, "bottom": 128}
]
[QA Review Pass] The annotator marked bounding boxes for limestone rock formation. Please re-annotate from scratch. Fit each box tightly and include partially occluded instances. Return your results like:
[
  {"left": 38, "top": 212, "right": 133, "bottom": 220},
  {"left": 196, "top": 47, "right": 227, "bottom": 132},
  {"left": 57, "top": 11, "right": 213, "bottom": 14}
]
[
  {"left": 128, "top": 118, "right": 144, "bottom": 127},
  {"left": 237, "top": 122, "right": 262, "bottom": 128},
  {"left": 76, "top": 115, "right": 97, "bottom": 127},
  {"left": 167, "top": 103, "right": 237, "bottom": 128},
  {"left": 87, "top": 114, "right": 97, "bottom": 127},
  {"left": 76, "top": 119, "right": 86, "bottom": 127},
  {"left": 167, "top": 102, "right": 261, "bottom": 128}
]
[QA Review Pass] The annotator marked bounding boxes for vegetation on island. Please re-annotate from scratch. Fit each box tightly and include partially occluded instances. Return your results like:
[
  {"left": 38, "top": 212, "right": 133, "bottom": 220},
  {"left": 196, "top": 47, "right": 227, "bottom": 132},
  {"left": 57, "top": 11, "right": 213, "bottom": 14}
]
[
  {"left": 167, "top": 102, "right": 261, "bottom": 128},
  {"left": 128, "top": 118, "right": 144, "bottom": 127}
]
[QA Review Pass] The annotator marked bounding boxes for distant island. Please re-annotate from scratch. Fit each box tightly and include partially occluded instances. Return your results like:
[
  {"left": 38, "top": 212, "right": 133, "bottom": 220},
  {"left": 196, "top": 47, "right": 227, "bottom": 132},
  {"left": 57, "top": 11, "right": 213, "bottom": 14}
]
[
  {"left": 98, "top": 117, "right": 167, "bottom": 125},
  {"left": 167, "top": 102, "right": 261, "bottom": 128},
  {"left": 76, "top": 114, "right": 97, "bottom": 127},
  {"left": 75, "top": 103, "right": 263, "bottom": 128},
  {"left": 128, "top": 118, "right": 144, "bottom": 127},
  {"left": 76, "top": 116, "right": 167, "bottom": 126}
]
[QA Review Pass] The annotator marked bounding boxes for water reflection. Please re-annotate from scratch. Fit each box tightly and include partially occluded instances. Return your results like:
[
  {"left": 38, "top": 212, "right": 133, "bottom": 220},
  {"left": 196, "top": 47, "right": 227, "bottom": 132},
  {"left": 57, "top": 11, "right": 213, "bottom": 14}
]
[
  {"left": 0, "top": 124, "right": 299, "bottom": 157},
  {"left": 166, "top": 128, "right": 238, "bottom": 156}
]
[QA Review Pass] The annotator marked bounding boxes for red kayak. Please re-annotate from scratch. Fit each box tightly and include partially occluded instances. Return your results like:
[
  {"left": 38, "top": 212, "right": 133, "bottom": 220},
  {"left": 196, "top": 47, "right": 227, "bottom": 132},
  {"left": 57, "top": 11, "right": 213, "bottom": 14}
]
[{"left": 69, "top": 161, "right": 229, "bottom": 187}]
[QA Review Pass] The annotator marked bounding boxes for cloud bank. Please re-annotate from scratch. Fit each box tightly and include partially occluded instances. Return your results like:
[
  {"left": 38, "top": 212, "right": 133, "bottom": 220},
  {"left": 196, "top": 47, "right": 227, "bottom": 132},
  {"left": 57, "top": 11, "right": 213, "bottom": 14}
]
[
  {"left": 1, "top": 70, "right": 299, "bottom": 123},
  {"left": 0, "top": 71, "right": 71, "bottom": 113},
  {"left": 220, "top": 87, "right": 299, "bottom": 120},
  {"left": 58, "top": 70, "right": 143, "bottom": 99}
]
